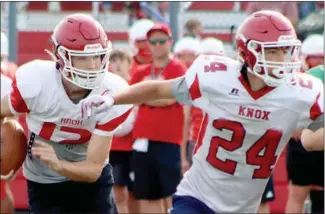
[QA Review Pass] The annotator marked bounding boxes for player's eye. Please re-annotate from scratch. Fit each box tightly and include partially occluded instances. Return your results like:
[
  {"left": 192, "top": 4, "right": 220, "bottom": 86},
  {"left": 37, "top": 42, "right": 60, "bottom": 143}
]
[
  {"left": 270, "top": 50, "right": 277, "bottom": 54},
  {"left": 282, "top": 48, "right": 289, "bottom": 55},
  {"left": 265, "top": 48, "right": 277, "bottom": 55}
]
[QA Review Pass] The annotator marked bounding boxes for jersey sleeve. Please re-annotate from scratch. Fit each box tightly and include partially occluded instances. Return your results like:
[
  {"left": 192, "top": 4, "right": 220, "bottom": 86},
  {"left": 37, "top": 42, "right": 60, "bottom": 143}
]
[
  {"left": 171, "top": 55, "right": 214, "bottom": 111},
  {"left": 93, "top": 75, "right": 133, "bottom": 136},
  {"left": 8, "top": 60, "right": 42, "bottom": 115},
  {"left": 113, "top": 110, "right": 135, "bottom": 137},
  {"left": 297, "top": 76, "right": 324, "bottom": 130}
]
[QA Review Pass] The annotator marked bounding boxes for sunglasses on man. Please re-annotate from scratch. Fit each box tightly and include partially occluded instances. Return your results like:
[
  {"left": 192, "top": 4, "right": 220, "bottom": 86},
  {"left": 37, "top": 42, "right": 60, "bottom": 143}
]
[{"left": 149, "top": 38, "right": 170, "bottom": 45}]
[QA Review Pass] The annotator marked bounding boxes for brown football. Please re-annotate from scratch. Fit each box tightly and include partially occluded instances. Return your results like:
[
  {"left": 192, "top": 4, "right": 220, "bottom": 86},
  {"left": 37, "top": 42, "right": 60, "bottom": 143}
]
[{"left": 1, "top": 119, "right": 28, "bottom": 175}]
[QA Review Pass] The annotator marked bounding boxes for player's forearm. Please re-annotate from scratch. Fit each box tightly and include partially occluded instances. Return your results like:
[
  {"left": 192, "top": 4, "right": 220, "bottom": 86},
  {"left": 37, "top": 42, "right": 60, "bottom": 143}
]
[
  {"left": 182, "top": 106, "right": 191, "bottom": 160},
  {"left": 57, "top": 160, "right": 104, "bottom": 183},
  {"left": 113, "top": 80, "right": 174, "bottom": 105},
  {"left": 146, "top": 98, "right": 176, "bottom": 107}
]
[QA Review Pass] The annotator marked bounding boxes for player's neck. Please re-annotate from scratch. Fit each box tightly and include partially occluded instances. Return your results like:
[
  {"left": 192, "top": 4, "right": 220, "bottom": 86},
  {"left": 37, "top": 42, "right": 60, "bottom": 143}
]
[
  {"left": 61, "top": 77, "right": 90, "bottom": 100},
  {"left": 246, "top": 72, "right": 268, "bottom": 91},
  {"left": 153, "top": 54, "right": 172, "bottom": 68}
]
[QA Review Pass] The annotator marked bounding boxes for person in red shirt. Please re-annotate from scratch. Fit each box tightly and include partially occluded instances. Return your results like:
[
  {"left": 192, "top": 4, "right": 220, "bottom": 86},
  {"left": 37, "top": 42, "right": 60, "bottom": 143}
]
[
  {"left": 109, "top": 19, "right": 155, "bottom": 214},
  {"left": 108, "top": 49, "right": 138, "bottom": 214},
  {"left": 128, "top": 19, "right": 155, "bottom": 76},
  {"left": 130, "top": 23, "right": 187, "bottom": 213}
]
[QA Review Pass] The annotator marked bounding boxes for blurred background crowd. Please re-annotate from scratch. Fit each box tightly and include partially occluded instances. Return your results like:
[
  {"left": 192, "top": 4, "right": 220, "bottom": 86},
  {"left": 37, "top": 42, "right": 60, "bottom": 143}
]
[{"left": 1, "top": 1, "right": 324, "bottom": 214}]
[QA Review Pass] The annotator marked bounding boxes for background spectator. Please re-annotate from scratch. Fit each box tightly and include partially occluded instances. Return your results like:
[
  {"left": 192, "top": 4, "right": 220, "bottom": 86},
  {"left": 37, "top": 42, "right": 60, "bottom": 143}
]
[
  {"left": 109, "top": 49, "right": 139, "bottom": 214},
  {"left": 285, "top": 34, "right": 324, "bottom": 214},
  {"left": 130, "top": 23, "right": 187, "bottom": 214},
  {"left": 184, "top": 19, "right": 202, "bottom": 40},
  {"left": 200, "top": 37, "right": 225, "bottom": 56}
]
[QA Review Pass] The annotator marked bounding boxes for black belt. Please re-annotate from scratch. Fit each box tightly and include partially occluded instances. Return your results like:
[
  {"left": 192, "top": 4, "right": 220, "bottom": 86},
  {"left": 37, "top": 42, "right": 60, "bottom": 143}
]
[{"left": 28, "top": 132, "right": 36, "bottom": 160}]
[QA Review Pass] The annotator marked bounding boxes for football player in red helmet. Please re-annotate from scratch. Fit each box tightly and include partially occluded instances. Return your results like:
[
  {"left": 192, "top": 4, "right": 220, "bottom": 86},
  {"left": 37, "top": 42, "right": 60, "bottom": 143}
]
[
  {"left": 235, "top": 11, "right": 301, "bottom": 88},
  {"left": 83, "top": 11, "right": 323, "bottom": 213},
  {"left": 1, "top": 14, "right": 133, "bottom": 214},
  {"left": 50, "top": 14, "right": 112, "bottom": 90}
]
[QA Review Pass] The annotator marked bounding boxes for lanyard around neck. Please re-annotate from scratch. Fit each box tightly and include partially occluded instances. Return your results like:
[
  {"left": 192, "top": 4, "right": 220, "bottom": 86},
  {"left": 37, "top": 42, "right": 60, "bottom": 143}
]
[{"left": 150, "top": 60, "right": 171, "bottom": 80}]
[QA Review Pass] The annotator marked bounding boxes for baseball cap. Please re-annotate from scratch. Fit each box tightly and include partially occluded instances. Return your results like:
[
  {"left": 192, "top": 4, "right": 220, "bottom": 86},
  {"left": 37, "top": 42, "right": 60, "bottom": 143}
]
[{"left": 146, "top": 23, "right": 172, "bottom": 38}]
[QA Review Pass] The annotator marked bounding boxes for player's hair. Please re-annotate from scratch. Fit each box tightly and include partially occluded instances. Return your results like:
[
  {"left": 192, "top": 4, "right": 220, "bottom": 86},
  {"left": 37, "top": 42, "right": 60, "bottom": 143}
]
[
  {"left": 45, "top": 37, "right": 61, "bottom": 70},
  {"left": 109, "top": 49, "right": 132, "bottom": 64},
  {"left": 184, "top": 19, "right": 202, "bottom": 33},
  {"left": 240, "top": 63, "right": 249, "bottom": 83}
]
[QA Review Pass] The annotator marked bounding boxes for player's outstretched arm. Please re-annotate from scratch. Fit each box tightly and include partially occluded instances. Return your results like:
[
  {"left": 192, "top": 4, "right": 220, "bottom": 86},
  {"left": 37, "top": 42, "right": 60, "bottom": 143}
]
[
  {"left": 0, "top": 95, "right": 15, "bottom": 120},
  {"left": 33, "top": 134, "right": 113, "bottom": 183},
  {"left": 301, "top": 128, "right": 324, "bottom": 151},
  {"left": 113, "top": 78, "right": 177, "bottom": 105},
  {"left": 57, "top": 134, "right": 112, "bottom": 182}
]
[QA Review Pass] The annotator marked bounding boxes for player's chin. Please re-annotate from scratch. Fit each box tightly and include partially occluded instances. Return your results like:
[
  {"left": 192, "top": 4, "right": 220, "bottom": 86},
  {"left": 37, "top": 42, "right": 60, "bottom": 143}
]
[{"left": 266, "top": 71, "right": 285, "bottom": 80}]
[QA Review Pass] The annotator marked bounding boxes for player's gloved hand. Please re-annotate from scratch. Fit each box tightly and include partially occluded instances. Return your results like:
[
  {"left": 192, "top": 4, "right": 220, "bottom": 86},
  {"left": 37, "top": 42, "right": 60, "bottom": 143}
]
[{"left": 80, "top": 95, "right": 114, "bottom": 119}]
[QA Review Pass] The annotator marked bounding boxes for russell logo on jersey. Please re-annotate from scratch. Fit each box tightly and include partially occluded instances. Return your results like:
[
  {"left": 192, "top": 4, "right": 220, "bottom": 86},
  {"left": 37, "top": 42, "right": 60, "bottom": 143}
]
[
  {"left": 238, "top": 106, "right": 270, "bottom": 121},
  {"left": 229, "top": 88, "right": 239, "bottom": 96}
]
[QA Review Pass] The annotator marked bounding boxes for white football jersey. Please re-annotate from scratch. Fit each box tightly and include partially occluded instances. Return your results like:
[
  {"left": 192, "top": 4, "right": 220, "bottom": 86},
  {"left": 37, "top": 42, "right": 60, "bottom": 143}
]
[
  {"left": 7, "top": 60, "right": 133, "bottom": 183},
  {"left": 172, "top": 55, "right": 324, "bottom": 212},
  {"left": 1, "top": 73, "right": 12, "bottom": 100}
]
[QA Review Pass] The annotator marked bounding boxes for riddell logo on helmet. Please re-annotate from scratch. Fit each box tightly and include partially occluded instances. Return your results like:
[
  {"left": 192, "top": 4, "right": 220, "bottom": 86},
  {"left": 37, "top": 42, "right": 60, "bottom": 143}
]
[
  {"left": 278, "top": 35, "right": 294, "bottom": 41},
  {"left": 85, "top": 44, "right": 102, "bottom": 50}
]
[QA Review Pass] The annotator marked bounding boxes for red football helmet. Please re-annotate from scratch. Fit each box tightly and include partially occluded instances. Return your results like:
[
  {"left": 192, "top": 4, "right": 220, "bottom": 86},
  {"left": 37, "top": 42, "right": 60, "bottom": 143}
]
[
  {"left": 236, "top": 10, "right": 301, "bottom": 87},
  {"left": 51, "top": 14, "right": 112, "bottom": 89}
]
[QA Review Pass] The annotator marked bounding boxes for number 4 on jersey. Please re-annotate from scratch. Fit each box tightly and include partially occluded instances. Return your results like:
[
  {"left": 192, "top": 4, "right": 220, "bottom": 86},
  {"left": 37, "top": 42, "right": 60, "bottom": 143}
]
[{"left": 206, "top": 119, "right": 282, "bottom": 179}]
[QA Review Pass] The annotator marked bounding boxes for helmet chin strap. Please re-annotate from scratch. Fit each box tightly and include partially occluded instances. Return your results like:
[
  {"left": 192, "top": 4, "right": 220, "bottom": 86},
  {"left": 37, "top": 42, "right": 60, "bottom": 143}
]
[
  {"left": 44, "top": 49, "right": 57, "bottom": 62},
  {"left": 61, "top": 73, "right": 87, "bottom": 96}
]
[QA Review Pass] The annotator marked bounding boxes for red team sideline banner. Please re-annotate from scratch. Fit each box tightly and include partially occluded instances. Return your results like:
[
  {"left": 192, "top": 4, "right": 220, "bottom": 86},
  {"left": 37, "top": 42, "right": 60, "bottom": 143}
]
[{"left": 17, "top": 31, "right": 234, "bottom": 66}]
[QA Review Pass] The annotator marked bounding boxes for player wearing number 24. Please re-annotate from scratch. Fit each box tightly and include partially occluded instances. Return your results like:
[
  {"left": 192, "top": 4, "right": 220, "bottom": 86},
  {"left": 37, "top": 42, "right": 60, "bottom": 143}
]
[
  {"left": 0, "top": 14, "right": 132, "bottom": 213},
  {"left": 93, "top": 11, "right": 324, "bottom": 213}
]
